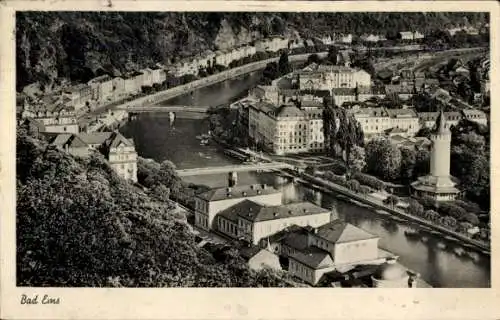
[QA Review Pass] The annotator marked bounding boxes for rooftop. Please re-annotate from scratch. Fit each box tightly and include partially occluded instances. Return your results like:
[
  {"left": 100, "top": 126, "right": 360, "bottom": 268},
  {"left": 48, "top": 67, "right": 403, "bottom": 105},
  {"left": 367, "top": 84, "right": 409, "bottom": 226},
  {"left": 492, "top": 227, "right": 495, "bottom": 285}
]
[
  {"left": 314, "top": 219, "right": 379, "bottom": 244},
  {"left": 198, "top": 184, "right": 280, "bottom": 202},
  {"left": 233, "top": 200, "right": 329, "bottom": 223},
  {"left": 289, "top": 246, "right": 333, "bottom": 269}
]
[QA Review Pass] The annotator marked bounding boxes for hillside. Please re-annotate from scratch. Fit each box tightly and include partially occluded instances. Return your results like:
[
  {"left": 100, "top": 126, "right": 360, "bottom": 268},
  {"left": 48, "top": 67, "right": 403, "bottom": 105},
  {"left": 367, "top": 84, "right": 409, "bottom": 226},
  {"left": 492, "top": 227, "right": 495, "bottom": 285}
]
[
  {"left": 16, "top": 12, "right": 488, "bottom": 90},
  {"left": 16, "top": 128, "right": 291, "bottom": 287}
]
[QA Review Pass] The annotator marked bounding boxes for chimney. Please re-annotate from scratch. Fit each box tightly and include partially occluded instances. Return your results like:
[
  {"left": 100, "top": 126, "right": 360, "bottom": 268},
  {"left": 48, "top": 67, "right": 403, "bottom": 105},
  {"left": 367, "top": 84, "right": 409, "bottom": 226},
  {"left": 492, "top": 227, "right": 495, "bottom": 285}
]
[{"left": 313, "top": 228, "right": 318, "bottom": 234}]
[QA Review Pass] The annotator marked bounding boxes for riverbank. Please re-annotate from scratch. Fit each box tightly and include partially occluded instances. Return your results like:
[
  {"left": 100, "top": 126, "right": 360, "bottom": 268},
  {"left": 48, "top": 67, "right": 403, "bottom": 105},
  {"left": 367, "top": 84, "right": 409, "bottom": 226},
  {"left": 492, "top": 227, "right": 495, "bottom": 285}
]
[{"left": 296, "top": 172, "right": 490, "bottom": 254}]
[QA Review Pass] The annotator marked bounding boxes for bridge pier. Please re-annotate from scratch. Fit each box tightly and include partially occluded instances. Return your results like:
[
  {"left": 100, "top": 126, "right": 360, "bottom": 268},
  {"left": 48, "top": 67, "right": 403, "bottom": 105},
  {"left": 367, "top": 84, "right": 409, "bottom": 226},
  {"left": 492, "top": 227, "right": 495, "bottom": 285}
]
[{"left": 128, "top": 112, "right": 138, "bottom": 122}]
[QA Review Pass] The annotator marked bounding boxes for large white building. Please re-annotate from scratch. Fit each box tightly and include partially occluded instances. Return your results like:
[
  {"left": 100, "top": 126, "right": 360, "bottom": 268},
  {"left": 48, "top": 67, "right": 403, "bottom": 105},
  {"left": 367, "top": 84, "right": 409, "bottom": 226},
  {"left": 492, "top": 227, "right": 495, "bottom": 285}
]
[
  {"left": 248, "top": 101, "right": 325, "bottom": 155},
  {"left": 298, "top": 65, "right": 371, "bottom": 91}
]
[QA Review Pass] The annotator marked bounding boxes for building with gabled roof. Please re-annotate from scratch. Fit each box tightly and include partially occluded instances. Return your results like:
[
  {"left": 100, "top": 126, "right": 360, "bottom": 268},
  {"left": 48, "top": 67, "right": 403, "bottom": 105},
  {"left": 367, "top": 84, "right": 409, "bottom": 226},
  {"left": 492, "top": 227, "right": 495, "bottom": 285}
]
[
  {"left": 285, "top": 219, "right": 388, "bottom": 285},
  {"left": 194, "top": 183, "right": 282, "bottom": 231},
  {"left": 215, "top": 199, "right": 331, "bottom": 245}
]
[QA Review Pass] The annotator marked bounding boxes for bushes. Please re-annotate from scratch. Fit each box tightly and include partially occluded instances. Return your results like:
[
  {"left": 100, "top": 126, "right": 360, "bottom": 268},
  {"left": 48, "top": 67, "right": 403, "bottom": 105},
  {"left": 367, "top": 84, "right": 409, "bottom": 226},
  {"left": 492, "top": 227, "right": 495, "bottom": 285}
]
[
  {"left": 346, "top": 179, "right": 361, "bottom": 193},
  {"left": 352, "top": 172, "right": 385, "bottom": 191}
]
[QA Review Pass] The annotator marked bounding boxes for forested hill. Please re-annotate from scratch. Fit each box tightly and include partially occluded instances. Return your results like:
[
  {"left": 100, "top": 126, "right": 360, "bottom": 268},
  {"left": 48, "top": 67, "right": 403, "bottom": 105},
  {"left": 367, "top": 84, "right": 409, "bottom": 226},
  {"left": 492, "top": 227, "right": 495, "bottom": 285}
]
[
  {"left": 16, "top": 12, "right": 488, "bottom": 90},
  {"left": 16, "top": 128, "right": 291, "bottom": 287}
]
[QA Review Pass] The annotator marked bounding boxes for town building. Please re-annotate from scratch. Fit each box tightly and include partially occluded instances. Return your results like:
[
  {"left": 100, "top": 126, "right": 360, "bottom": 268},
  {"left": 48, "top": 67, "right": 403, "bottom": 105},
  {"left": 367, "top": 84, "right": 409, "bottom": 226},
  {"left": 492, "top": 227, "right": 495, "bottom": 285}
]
[
  {"left": 112, "top": 77, "right": 126, "bottom": 99},
  {"left": 285, "top": 220, "right": 389, "bottom": 285},
  {"left": 239, "top": 246, "right": 282, "bottom": 272},
  {"left": 255, "top": 36, "right": 289, "bottom": 53},
  {"left": 48, "top": 131, "right": 138, "bottom": 182},
  {"left": 349, "top": 107, "right": 390, "bottom": 139},
  {"left": 194, "top": 183, "right": 283, "bottom": 231},
  {"left": 140, "top": 68, "right": 154, "bottom": 87},
  {"left": 411, "top": 111, "right": 460, "bottom": 201},
  {"left": 63, "top": 84, "right": 92, "bottom": 110},
  {"left": 123, "top": 72, "right": 143, "bottom": 96},
  {"left": 418, "top": 111, "right": 462, "bottom": 129},
  {"left": 88, "top": 75, "right": 114, "bottom": 103},
  {"left": 385, "top": 108, "right": 420, "bottom": 137},
  {"left": 385, "top": 84, "right": 415, "bottom": 100},
  {"left": 462, "top": 109, "right": 488, "bottom": 126},
  {"left": 216, "top": 199, "right": 331, "bottom": 245},
  {"left": 248, "top": 101, "right": 325, "bottom": 155},
  {"left": 298, "top": 65, "right": 371, "bottom": 92},
  {"left": 399, "top": 31, "right": 425, "bottom": 41},
  {"left": 23, "top": 102, "right": 79, "bottom": 134},
  {"left": 79, "top": 131, "right": 138, "bottom": 182}
]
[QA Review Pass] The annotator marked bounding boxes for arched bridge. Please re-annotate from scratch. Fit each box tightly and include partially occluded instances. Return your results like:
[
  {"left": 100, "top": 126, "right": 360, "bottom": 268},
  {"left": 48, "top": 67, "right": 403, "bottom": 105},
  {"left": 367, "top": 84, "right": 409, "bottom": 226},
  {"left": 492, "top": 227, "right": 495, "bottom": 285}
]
[
  {"left": 176, "top": 162, "right": 293, "bottom": 177},
  {"left": 117, "top": 105, "right": 210, "bottom": 113}
]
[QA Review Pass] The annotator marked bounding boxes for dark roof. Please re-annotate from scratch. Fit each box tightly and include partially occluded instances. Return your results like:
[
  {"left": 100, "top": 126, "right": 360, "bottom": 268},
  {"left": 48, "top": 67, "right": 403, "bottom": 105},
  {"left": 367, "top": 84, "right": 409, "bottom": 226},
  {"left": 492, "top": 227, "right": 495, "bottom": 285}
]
[
  {"left": 276, "top": 105, "right": 305, "bottom": 118},
  {"left": 198, "top": 184, "right": 280, "bottom": 202},
  {"left": 289, "top": 247, "right": 333, "bottom": 269},
  {"left": 314, "top": 220, "right": 378, "bottom": 244},
  {"left": 385, "top": 108, "right": 418, "bottom": 118},
  {"left": 238, "top": 201, "right": 329, "bottom": 223},
  {"left": 281, "top": 229, "right": 310, "bottom": 251},
  {"left": 239, "top": 246, "right": 263, "bottom": 260},
  {"left": 50, "top": 133, "right": 88, "bottom": 149}
]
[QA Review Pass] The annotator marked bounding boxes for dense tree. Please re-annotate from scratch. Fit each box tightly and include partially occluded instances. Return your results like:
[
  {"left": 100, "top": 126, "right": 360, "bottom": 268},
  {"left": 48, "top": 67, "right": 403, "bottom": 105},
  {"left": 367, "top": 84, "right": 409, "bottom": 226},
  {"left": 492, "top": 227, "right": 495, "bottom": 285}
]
[
  {"left": 399, "top": 146, "right": 416, "bottom": 182},
  {"left": 408, "top": 198, "right": 424, "bottom": 217},
  {"left": 383, "top": 195, "right": 399, "bottom": 208},
  {"left": 347, "top": 145, "right": 366, "bottom": 175},
  {"left": 365, "top": 137, "right": 402, "bottom": 181},
  {"left": 16, "top": 129, "right": 291, "bottom": 287},
  {"left": 326, "top": 46, "right": 338, "bottom": 65},
  {"left": 278, "top": 51, "right": 292, "bottom": 76},
  {"left": 413, "top": 148, "right": 430, "bottom": 179},
  {"left": 323, "top": 104, "right": 364, "bottom": 168}
]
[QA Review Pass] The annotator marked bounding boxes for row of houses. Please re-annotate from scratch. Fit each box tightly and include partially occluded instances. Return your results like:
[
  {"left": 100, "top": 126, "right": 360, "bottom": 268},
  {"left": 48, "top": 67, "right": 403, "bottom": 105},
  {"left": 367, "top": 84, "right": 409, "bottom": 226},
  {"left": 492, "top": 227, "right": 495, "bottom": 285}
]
[
  {"left": 170, "top": 36, "right": 290, "bottom": 78},
  {"left": 195, "top": 182, "right": 419, "bottom": 287}
]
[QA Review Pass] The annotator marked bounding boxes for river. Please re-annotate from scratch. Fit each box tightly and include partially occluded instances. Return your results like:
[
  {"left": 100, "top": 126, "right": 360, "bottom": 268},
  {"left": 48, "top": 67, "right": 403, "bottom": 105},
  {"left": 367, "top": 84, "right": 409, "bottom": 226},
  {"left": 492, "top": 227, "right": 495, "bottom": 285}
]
[{"left": 119, "top": 69, "right": 491, "bottom": 288}]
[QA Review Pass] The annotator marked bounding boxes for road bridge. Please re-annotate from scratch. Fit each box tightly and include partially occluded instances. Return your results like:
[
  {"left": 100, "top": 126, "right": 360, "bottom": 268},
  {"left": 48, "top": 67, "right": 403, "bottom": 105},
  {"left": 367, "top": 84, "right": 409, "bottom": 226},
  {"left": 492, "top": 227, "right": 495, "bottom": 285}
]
[
  {"left": 117, "top": 105, "right": 210, "bottom": 113},
  {"left": 176, "top": 162, "right": 294, "bottom": 177}
]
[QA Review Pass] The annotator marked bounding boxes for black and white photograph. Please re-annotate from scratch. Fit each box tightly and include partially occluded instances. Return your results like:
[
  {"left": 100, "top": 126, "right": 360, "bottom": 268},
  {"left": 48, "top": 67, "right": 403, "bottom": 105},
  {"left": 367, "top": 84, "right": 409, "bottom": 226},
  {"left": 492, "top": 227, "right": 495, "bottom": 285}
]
[{"left": 1, "top": 1, "right": 498, "bottom": 319}]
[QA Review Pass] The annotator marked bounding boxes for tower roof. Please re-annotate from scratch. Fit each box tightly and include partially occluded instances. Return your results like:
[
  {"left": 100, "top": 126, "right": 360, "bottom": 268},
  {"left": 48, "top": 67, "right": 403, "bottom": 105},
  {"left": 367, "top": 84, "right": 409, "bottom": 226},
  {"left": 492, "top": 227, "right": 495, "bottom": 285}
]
[{"left": 434, "top": 109, "right": 448, "bottom": 134}]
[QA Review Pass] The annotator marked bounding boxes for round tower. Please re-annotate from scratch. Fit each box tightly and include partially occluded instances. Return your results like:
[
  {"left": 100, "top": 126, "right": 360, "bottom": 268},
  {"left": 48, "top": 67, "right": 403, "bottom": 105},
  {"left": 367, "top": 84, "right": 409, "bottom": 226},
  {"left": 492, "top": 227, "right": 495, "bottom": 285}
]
[{"left": 429, "top": 110, "right": 451, "bottom": 179}]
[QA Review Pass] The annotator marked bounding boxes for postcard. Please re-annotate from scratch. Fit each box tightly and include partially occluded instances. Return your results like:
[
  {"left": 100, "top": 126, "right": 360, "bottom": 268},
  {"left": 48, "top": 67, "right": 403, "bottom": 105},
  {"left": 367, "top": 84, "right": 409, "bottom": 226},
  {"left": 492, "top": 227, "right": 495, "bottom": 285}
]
[{"left": 0, "top": 1, "right": 498, "bottom": 319}]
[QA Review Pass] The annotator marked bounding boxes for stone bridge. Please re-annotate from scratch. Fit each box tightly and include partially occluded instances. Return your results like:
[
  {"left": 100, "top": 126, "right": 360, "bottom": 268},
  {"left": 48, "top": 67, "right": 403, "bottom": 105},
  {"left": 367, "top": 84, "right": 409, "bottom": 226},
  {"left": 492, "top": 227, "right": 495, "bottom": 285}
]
[{"left": 176, "top": 162, "right": 293, "bottom": 177}]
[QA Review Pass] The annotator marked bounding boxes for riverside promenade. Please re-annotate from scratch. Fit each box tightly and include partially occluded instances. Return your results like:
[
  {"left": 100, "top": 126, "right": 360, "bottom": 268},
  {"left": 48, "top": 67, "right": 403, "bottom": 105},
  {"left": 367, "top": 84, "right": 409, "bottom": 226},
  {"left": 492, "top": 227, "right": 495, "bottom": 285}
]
[{"left": 296, "top": 172, "right": 490, "bottom": 253}]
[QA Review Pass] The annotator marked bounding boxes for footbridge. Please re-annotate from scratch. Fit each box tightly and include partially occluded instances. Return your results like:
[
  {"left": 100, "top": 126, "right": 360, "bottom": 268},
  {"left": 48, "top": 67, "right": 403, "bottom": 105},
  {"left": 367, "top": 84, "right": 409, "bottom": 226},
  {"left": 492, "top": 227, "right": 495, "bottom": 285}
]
[
  {"left": 117, "top": 105, "right": 210, "bottom": 113},
  {"left": 176, "top": 162, "right": 294, "bottom": 177}
]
